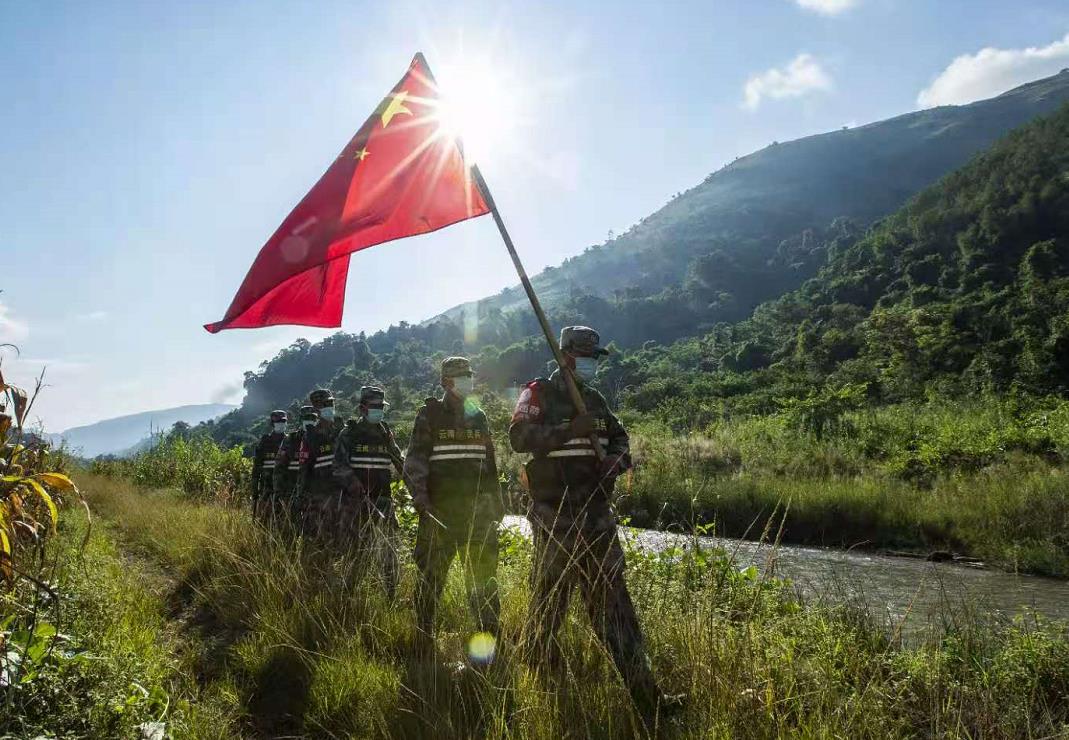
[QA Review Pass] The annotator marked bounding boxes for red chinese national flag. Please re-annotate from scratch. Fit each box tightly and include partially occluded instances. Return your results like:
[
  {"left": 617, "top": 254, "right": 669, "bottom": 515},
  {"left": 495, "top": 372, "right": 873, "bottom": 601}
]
[{"left": 205, "top": 53, "right": 490, "bottom": 333}]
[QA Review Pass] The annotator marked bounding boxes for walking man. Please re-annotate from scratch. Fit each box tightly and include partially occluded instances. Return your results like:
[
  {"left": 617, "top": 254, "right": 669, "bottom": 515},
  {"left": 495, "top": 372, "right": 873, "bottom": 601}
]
[
  {"left": 404, "top": 357, "right": 503, "bottom": 646},
  {"left": 297, "top": 389, "right": 342, "bottom": 539},
  {"left": 274, "top": 405, "right": 318, "bottom": 526},
  {"left": 333, "top": 386, "right": 403, "bottom": 598},
  {"left": 510, "top": 326, "right": 677, "bottom": 715},
  {"left": 251, "top": 410, "right": 287, "bottom": 522}
]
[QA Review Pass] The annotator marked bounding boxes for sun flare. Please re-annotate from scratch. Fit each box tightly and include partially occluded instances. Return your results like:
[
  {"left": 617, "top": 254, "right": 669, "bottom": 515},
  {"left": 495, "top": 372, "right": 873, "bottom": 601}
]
[{"left": 432, "top": 55, "right": 523, "bottom": 165}]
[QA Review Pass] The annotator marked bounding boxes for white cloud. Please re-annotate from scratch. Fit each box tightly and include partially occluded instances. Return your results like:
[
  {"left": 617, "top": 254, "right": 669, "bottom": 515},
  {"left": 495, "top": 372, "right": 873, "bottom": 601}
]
[
  {"left": 74, "top": 310, "right": 108, "bottom": 323},
  {"left": 794, "top": 0, "right": 859, "bottom": 16},
  {"left": 918, "top": 33, "right": 1069, "bottom": 107},
  {"left": 0, "top": 301, "right": 29, "bottom": 343},
  {"left": 743, "top": 53, "right": 834, "bottom": 110}
]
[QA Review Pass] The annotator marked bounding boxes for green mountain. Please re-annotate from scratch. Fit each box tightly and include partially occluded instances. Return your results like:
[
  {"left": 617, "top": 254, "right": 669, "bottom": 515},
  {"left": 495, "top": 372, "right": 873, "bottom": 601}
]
[
  {"left": 205, "top": 72, "right": 1069, "bottom": 449},
  {"left": 650, "top": 94, "right": 1069, "bottom": 410}
]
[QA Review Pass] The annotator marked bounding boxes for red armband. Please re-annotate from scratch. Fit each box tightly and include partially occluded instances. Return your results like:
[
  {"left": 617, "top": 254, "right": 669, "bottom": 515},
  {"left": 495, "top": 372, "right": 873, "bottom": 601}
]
[{"left": 511, "top": 382, "right": 543, "bottom": 423}]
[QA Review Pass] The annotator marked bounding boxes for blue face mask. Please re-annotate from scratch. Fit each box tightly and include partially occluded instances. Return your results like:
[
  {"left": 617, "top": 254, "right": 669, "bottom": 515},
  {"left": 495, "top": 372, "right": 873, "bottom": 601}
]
[
  {"left": 365, "top": 408, "right": 385, "bottom": 424},
  {"left": 574, "top": 356, "right": 598, "bottom": 382},
  {"left": 320, "top": 407, "right": 335, "bottom": 421},
  {"left": 272, "top": 422, "right": 287, "bottom": 434}
]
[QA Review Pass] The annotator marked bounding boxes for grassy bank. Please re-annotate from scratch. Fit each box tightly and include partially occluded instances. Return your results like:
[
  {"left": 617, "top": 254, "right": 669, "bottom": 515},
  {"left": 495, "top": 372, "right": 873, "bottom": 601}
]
[
  {"left": 618, "top": 398, "right": 1069, "bottom": 575},
  {"left": 33, "top": 472, "right": 1069, "bottom": 738}
]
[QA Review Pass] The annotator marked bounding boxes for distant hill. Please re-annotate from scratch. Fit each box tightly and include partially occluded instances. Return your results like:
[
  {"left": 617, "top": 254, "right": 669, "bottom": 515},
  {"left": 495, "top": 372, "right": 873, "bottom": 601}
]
[{"left": 51, "top": 404, "right": 235, "bottom": 458}]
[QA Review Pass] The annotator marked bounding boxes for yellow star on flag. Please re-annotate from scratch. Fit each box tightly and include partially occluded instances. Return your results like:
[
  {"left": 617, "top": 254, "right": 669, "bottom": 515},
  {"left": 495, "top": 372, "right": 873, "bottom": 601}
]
[
  {"left": 353, "top": 148, "right": 369, "bottom": 161},
  {"left": 380, "top": 90, "right": 413, "bottom": 128}
]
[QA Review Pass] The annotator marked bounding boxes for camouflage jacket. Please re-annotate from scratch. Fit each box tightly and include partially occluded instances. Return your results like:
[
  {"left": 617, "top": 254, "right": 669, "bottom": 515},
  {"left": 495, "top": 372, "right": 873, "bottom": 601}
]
[
  {"left": 333, "top": 417, "right": 403, "bottom": 499},
  {"left": 273, "top": 428, "right": 304, "bottom": 497},
  {"left": 297, "top": 419, "right": 341, "bottom": 497},
  {"left": 509, "top": 370, "right": 630, "bottom": 502},
  {"left": 403, "top": 394, "right": 502, "bottom": 520},
  {"left": 251, "top": 431, "right": 286, "bottom": 499}
]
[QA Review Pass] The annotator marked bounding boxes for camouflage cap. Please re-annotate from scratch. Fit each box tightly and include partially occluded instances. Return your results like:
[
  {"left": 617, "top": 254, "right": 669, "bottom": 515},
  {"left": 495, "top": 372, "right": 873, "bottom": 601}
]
[
  {"left": 269, "top": 409, "right": 288, "bottom": 423},
  {"left": 359, "top": 385, "right": 386, "bottom": 405},
  {"left": 298, "top": 405, "right": 318, "bottom": 420},
  {"left": 560, "top": 326, "right": 609, "bottom": 356},
  {"left": 308, "top": 388, "right": 334, "bottom": 407},
  {"left": 440, "top": 356, "right": 473, "bottom": 378}
]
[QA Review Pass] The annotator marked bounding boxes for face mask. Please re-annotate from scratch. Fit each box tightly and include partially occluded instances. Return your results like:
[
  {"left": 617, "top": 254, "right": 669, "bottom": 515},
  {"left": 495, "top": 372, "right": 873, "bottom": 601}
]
[
  {"left": 320, "top": 407, "right": 335, "bottom": 421},
  {"left": 574, "top": 357, "right": 598, "bottom": 382},
  {"left": 273, "top": 422, "right": 286, "bottom": 433},
  {"left": 365, "top": 408, "right": 385, "bottom": 424},
  {"left": 452, "top": 376, "right": 474, "bottom": 397},
  {"left": 301, "top": 420, "right": 315, "bottom": 430}
]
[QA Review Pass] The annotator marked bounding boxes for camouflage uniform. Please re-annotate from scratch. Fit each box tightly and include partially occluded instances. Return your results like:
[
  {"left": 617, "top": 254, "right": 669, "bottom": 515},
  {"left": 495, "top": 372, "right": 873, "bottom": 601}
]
[
  {"left": 333, "top": 386, "right": 404, "bottom": 597},
  {"left": 404, "top": 357, "right": 503, "bottom": 639},
  {"left": 274, "top": 405, "right": 317, "bottom": 523},
  {"left": 297, "top": 390, "right": 342, "bottom": 539},
  {"left": 251, "top": 410, "right": 287, "bottom": 522},
  {"left": 510, "top": 327, "right": 664, "bottom": 711}
]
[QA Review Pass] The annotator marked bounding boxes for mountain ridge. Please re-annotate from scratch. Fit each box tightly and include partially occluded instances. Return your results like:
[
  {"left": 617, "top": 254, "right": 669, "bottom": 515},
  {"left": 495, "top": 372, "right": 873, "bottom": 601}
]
[
  {"left": 427, "top": 70, "right": 1069, "bottom": 327},
  {"left": 50, "top": 403, "right": 235, "bottom": 458}
]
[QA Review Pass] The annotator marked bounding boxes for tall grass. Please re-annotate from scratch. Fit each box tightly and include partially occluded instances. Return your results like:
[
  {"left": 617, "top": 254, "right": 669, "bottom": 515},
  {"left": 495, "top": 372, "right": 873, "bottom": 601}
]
[
  {"left": 69, "top": 472, "right": 1069, "bottom": 739},
  {"left": 91, "top": 434, "right": 250, "bottom": 502}
]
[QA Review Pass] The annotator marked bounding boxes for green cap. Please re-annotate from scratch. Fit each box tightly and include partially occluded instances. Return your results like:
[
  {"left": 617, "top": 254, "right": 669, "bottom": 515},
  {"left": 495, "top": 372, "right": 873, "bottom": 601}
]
[
  {"left": 359, "top": 386, "right": 386, "bottom": 405},
  {"left": 440, "top": 356, "right": 473, "bottom": 379},
  {"left": 309, "top": 388, "right": 334, "bottom": 407},
  {"left": 298, "top": 405, "right": 318, "bottom": 421},
  {"left": 269, "top": 410, "right": 288, "bottom": 423},
  {"left": 560, "top": 326, "right": 609, "bottom": 357}
]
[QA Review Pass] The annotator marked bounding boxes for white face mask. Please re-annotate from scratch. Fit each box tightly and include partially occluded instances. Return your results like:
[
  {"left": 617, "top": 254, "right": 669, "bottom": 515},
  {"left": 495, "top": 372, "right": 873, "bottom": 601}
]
[
  {"left": 452, "top": 376, "right": 475, "bottom": 397},
  {"left": 301, "top": 420, "right": 315, "bottom": 430},
  {"left": 320, "top": 407, "right": 335, "bottom": 421},
  {"left": 574, "top": 357, "right": 598, "bottom": 382},
  {"left": 272, "top": 422, "right": 287, "bottom": 434},
  {"left": 365, "top": 408, "right": 385, "bottom": 424}
]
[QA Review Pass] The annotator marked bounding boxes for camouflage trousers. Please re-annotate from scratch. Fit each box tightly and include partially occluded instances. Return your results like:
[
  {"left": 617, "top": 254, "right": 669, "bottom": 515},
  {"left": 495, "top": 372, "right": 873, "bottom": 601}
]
[
  {"left": 302, "top": 490, "right": 400, "bottom": 597},
  {"left": 413, "top": 510, "right": 500, "bottom": 638},
  {"left": 524, "top": 498, "right": 661, "bottom": 709}
]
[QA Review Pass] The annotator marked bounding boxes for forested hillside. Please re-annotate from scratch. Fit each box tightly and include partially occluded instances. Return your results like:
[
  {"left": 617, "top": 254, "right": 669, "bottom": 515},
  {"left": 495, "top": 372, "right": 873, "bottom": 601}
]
[
  {"left": 621, "top": 98, "right": 1069, "bottom": 418},
  {"left": 204, "top": 73, "right": 1069, "bottom": 450}
]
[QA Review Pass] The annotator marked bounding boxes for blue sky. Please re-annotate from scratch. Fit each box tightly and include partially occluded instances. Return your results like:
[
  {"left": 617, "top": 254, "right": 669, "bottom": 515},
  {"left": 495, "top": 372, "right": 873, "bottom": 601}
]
[{"left": 3, "top": 0, "right": 1069, "bottom": 431}]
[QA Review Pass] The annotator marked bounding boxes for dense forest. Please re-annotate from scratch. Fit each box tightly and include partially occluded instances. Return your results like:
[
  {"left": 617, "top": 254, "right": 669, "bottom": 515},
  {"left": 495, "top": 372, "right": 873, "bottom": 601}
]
[{"left": 202, "top": 74, "right": 1069, "bottom": 451}]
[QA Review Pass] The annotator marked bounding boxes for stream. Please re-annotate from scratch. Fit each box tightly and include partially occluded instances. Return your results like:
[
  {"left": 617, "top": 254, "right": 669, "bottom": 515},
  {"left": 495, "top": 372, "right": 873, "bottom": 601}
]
[{"left": 501, "top": 515, "right": 1069, "bottom": 633}]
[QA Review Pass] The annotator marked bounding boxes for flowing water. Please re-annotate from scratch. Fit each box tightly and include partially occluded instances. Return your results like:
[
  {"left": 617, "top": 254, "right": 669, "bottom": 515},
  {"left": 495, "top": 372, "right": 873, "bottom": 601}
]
[{"left": 501, "top": 515, "right": 1069, "bottom": 634}]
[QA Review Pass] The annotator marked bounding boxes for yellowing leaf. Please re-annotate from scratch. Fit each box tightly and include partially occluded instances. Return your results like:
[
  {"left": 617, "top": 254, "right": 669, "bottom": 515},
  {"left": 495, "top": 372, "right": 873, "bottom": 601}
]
[
  {"left": 34, "top": 472, "right": 77, "bottom": 493},
  {"left": 0, "top": 530, "right": 10, "bottom": 583},
  {"left": 20, "top": 479, "right": 57, "bottom": 533}
]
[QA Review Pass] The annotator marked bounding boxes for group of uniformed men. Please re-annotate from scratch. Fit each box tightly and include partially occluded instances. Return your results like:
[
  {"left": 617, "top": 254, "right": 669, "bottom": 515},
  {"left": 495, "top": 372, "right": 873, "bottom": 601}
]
[{"left": 249, "top": 326, "right": 680, "bottom": 715}]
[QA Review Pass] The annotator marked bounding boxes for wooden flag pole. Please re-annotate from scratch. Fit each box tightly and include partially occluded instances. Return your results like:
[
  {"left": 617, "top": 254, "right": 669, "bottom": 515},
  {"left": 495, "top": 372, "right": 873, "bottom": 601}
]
[{"left": 470, "top": 163, "right": 605, "bottom": 462}]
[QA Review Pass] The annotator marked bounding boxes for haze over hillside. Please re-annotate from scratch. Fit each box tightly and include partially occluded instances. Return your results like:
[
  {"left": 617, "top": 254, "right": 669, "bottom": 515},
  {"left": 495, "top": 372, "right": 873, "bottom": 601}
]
[{"left": 50, "top": 403, "right": 235, "bottom": 458}]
